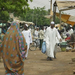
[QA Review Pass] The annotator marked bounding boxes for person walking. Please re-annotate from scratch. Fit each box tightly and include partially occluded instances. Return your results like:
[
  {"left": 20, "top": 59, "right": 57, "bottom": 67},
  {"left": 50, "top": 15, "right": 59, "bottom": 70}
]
[
  {"left": 34, "top": 27, "right": 40, "bottom": 46},
  {"left": 22, "top": 24, "right": 32, "bottom": 59},
  {"left": 0, "top": 22, "right": 27, "bottom": 75},
  {"left": 44, "top": 21, "right": 62, "bottom": 61},
  {"left": 67, "top": 25, "right": 73, "bottom": 36},
  {"left": 34, "top": 27, "right": 39, "bottom": 38},
  {"left": 39, "top": 26, "right": 44, "bottom": 49}
]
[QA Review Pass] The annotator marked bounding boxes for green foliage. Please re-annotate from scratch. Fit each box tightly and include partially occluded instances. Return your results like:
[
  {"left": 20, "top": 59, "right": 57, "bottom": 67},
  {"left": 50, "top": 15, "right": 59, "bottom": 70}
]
[
  {"left": 55, "top": 17, "right": 60, "bottom": 24},
  {"left": 20, "top": 7, "right": 60, "bottom": 26},
  {"left": 0, "top": 0, "right": 33, "bottom": 22},
  {"left": 20, "top": 7, "right": 50, "bottom": 26},
  {"left": 0, "top": 11, "right": 9, "bottom": 21}
]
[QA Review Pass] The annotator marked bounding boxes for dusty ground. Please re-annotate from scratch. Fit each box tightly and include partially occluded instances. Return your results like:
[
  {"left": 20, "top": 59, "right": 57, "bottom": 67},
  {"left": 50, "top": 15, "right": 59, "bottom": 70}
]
[{"left": 0, "top": 48, "right": 75, "bottom": 75}]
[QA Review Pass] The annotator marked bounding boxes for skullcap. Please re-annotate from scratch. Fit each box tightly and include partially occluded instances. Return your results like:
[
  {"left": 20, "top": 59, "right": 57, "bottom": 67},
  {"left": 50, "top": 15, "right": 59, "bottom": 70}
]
[
  {"left": 51, "top": 21, "right": 55, "bottom": 24},
  {"left": 25, "top": 24, "right": 28, "bottom": 27}
]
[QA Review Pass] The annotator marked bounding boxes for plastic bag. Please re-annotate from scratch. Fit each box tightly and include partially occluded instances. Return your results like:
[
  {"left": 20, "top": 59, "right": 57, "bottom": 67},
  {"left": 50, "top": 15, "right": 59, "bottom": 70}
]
[{"left": 41, "top": 41, "right": 46, "bottom": 53}]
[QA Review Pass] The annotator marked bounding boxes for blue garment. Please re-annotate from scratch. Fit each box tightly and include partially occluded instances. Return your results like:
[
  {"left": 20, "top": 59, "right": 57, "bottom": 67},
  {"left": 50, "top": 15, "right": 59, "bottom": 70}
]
[
  {"left": 41, "top": 41, "right": 46, "bottom": 53},
  {"left": 3, "top": 29, "right": 6, "bottom": 33}
]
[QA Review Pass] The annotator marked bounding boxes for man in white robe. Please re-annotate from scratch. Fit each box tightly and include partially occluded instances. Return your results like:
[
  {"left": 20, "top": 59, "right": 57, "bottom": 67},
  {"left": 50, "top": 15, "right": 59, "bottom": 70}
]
[
  {"left": 44, "top": 21, "right": 62, "bottom": 61},
  {"left": 22, "top": 24, "right": 32, "bottom": 59},
  {"left": 67, "top": 25, "right": 73, "bottom": 36}
]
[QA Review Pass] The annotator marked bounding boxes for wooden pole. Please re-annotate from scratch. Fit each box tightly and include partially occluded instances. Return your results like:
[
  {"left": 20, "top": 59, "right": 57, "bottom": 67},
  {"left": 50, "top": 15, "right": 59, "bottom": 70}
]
[
  {"left": 50, "top": 0, "right": 52, "bottom": 14},
  {"left": 50, "top": 0, "right": 52, "bottom": 23},
  {"left": 59, "top": 11, "right": 61, "bottom": 30},
  {"left": 53, "top": 1, "right": 57, "bottom": 23}
]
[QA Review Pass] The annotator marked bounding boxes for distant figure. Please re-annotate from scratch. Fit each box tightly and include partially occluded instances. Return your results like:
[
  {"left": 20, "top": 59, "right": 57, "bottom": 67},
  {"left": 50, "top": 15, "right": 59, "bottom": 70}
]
[
  {"left": 34, "top": 27, "right": 40, "bottom": 46},
  {"left": 62, "top": 26, "right": 67, "bottom": 39},
  {"left": 70, "top": 30, "right": 75, "bottom": 42},
  {"left": 68, "top": 25, "right": 73, "bottom": 36},
  {"left": 44, "top": 21, "right": 62, "bottom": 61},
  {"left": 28, "top": 28, "right": 31, "bottom": 32},
  {"left": 34, "top": 27, "right": 39, "bottom": 38},
  {"left": 22, "top": 24, "right": 32, "bottom": 59},
  {"left": 0, "top": 22, "right": 27, "bottom": 75},
  {"left": 70, "top": 30, "right": 75, "bottom": 48},
  {"left": 56, "top": 27, "right": 59, "bottom": 30},
  {"left": 44, "top": 27, "right": 47, "bottom": 33},
  {"left": 2, "top": 27, "right": 7, "bottom": 34},
  {"left": 39, "top": 26, "right": 44, "bottom": 49}
]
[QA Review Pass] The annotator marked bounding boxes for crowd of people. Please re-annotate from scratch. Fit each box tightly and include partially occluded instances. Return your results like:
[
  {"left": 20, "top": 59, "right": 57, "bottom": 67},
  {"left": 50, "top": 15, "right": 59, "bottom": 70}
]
[{"left": 0, "top": 21, "right": 75, "bottom": 75}]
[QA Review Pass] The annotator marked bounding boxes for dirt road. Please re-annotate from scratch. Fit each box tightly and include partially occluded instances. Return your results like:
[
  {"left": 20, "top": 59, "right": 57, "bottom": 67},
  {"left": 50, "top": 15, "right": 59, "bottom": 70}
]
[{"left": 0, "top": 48, "right": 75, "bottom": 75}]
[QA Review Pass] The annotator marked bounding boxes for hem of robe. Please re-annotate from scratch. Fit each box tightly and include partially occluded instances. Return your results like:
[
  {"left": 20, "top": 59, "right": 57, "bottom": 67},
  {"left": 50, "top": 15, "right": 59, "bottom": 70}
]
[{"left": 6, "top": 73, "right": 24, "bottom": 75}]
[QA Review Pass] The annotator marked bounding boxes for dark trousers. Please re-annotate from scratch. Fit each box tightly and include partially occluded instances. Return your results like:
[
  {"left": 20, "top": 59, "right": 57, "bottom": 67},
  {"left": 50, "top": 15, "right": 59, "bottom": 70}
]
[{"left": 40, "top": 39, "right": 43, "bottom": 49}]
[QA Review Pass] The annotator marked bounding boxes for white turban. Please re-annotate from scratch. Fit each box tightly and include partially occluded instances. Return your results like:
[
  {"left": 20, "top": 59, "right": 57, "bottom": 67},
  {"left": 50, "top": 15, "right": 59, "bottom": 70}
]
[
  {"left": 51, "top": 21, "right": 55, "bottom": 24},
  {"left": 25, "top": 24, "right": 28, "bottom": 27}
]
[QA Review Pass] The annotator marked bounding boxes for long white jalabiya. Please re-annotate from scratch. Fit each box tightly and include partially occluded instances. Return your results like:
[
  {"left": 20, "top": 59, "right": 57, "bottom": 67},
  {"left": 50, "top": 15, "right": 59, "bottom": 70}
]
[
  {"left": 22, "top": 30, "right": 32, "bottom": 57},
  {"left": 44, "top": 27, "right": 61, "bottom": 58}
]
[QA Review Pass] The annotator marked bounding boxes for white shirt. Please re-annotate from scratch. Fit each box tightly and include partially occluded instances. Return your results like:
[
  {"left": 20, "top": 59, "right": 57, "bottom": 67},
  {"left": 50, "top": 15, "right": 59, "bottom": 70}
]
[
  {"left": 22, "top": 30, "right": 32, "bottom": 44},
  {"left": 68, "top": 28, "right": 73, "bottom": 36},
  {"left": 34, "top": 30, "right": 39, "bottom": 38},
  {"left": 39, "top": 30, "right": 44, "bottom": 39}
]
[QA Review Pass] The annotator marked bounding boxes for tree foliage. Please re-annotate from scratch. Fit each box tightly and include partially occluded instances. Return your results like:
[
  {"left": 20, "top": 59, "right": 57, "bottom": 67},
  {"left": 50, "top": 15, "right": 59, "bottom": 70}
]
[
  {"left": 55, "top": 17, "right": 60, "bottom": 24},
  {"left": 20, "top": 7, "right": 50, "bottom": 26},
  {"left": 20, "top": 7, "right": 60, "bottom": 26},
  {"left": 0, "top": 0, "right": 33, "bottom": 22}
]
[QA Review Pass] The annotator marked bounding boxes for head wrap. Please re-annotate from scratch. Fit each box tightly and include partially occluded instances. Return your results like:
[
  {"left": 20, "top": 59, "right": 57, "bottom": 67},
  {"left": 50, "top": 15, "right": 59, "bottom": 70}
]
[
  {"left": 0, "top": 21, "right": 27, "bottom": 74},
  {"left": 6, "top": 21, "right": 26, "bottom": 59}
]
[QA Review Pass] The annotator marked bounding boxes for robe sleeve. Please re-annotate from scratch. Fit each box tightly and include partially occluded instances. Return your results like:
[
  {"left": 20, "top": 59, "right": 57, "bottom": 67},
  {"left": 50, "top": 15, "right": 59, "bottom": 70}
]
[
  {"left": 44, "top": 29, "right": 47, "bottom": 41},
  {"left": 29, "top": 31, "right": 32, "bottom": 43},
  {"left": 44, "top": 28, "right": 49, "bottom": 45}
]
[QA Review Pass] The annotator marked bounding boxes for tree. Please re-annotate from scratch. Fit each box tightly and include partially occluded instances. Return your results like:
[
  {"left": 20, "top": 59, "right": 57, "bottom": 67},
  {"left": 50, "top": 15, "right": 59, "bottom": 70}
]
[
  {"left": 55, "top": 17, "right": 60, "bottom": 24},
  {"left": 0, "top": 0, "right": 33, "bottom": 22},
  {"left": 20, "top": 7, "right": 60, "bottom": 26},
  {"left": 20, "top": 7, "right": 50, "bottom": 26}
]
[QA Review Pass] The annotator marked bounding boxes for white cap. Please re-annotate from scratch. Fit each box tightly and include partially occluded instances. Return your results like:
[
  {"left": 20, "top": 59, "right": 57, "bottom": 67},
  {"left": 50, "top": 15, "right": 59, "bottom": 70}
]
[
  {"left": 70, "top": 25, "right": 72, "bottom": 27},
  {"left": 51, "top": 21, "right": 55, "bottom": 24},
  {"left": 25, "top": 24, "right": 28, "bottom": 27}
]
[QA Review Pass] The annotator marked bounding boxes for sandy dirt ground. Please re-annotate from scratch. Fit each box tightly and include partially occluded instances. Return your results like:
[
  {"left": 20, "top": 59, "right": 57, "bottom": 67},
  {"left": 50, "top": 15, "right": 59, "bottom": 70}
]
[{"left": 0, "top": 48, "right": 75, "bottom": 75}]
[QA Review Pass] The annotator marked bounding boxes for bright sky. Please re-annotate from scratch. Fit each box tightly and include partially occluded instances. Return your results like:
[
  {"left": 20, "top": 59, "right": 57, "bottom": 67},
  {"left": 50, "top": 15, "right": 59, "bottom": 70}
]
[{"left": 28, "top": 0, "right": 75, "bottom": 16}]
